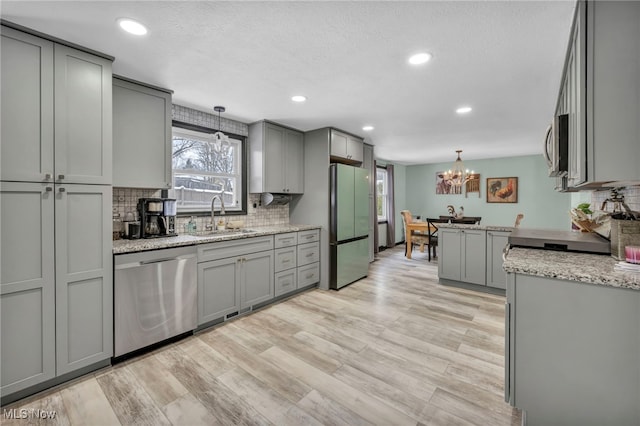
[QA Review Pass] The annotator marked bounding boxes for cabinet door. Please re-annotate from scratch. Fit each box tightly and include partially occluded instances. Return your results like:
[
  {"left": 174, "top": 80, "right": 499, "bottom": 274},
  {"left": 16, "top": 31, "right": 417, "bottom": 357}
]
[
  {"left": 346, "top": 136, "right": 364, "bottom": 163},
  {"left": 567, "top": 3, "right": 586, "bottom": 188},
  {"left": 461, "top": 229, "right": 486, "bottom": 285},
  {"left": 438, "top": 229, "right": 461, "bottom": 281},
  {"left": 54, "top": 45, "right": 112, "bottom": 185},
  {"left": 1, "top": 182, "right": 56, "bottom": 395},
  {"left": 486, "top": 231, "right": 510, "bottom": 289},
  {"left": 284, "top": 129, "right": 304, "bottom": 193},
  {"left": 198, "top": 257, "right": 240, "bottom": 325},
  {"left": 113, "top": 78, "right": 172, "bottom": 189},
  {"left": 330, "top": 130, "right": 348, "bottom": 158},
  {"left": 1, "top": 27, "right": 54, "bottom": 182},
  {"left": 263, "top": 123, "right": 286, "bottom": 193},
  {"left": 55, "top": 184, "right": 112, "bottom": 375},
  {"left": 241, "top": 250, "right": 274, "bottom": 308}
]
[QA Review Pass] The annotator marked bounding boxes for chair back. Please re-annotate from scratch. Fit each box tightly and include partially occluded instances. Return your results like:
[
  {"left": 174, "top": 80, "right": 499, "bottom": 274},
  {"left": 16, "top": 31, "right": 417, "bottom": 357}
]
[
  {"left": 400, "top": 210, "right": 413, "bottom": 226},
  {"left": 426, "top": 218, "right": 449, "bottom": 239}
]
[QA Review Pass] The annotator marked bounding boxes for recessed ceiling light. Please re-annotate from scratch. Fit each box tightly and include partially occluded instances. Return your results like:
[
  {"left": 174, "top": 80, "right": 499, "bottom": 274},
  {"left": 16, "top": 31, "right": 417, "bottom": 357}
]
[
  {"left": 291, "top": 95, "right": 307, "bottom": 103},
  {"left": 118, "top": 18, "right": 147, "bottom": 36},
  {"left": 362, "top": 125, "right": 374, "bottom": 131},
  {"left": 408, "top": 52, "right": 432, "bottom": 65},
  {"left": 456, "top": 106, "right": 473, "bottom": 114}
]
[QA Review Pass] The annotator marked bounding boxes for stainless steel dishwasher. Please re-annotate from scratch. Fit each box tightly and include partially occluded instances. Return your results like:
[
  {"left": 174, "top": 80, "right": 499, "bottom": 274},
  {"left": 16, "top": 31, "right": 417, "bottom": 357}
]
[{"left": 114, "top": 246, "right": 197, "bottom": 357}]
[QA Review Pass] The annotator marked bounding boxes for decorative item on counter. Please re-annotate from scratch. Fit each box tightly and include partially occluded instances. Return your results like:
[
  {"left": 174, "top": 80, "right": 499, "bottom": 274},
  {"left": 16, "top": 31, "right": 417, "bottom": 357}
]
[
  {"left": 217, "top": 219, "right": 226, "bottom": 231},
  {"left": 112, "top": 213, "right": 123, "bottom": 240},
  {"left": 455, "top": 206, "right": 465, "bottom": 219},
  {"left": 227, "top": 220, "right": 244, "bottom": 229},
  {"left": 569, "top": 203, "right": 610, "bottom": 235},
  {"left": 486, "top": 177, "right": 518, "bottom": 203},
  {"left": 447, "top": 205, "right": 456, "bottom": 216},
  {"left": 625, "top": 246, "right": 640, "bottom": 264},
  {"left": 514, "top": 213, "right": 524, "bottom": 228},
  {"left": 183, "top": 216, "right": 197, "bottom": 235},
  {"left": 597, "top": 188, "right": 640, "bottom": 260}
]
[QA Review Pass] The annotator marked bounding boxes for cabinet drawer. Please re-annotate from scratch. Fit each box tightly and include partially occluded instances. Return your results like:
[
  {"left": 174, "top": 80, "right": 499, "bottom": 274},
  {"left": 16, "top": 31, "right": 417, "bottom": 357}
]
[
  {"left": 274, "top": 232, "right": 298, "bottom": 248},
  {"left": 297, "top": 242, "right": 319, "bottom": 266},
  {"left": 297, "top": 263, "right": 319, "bottom": 287},
  {"left": 297, "top": 229, "right": 319, "bottom": 244},
  {"left": 274, "top": 269, "right": 297, "bottom": 297},
  {"left": 274, "top": 246, "right": 297, "bottom": 273},
  {"left": 197, "top": 236, "right": 273, "bottom": 263}
]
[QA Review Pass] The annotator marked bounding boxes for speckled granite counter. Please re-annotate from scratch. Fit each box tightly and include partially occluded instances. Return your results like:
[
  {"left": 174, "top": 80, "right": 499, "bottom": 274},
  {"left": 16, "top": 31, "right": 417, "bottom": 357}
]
[
  {"left": 438, "top": 223, "right": 514, "bottom": 232},
  {"left": 504, "top": 247, "right": 640, "bottom": 290},
  {"left": 113, "top": 224, "right": 321, "bottom": 254}
]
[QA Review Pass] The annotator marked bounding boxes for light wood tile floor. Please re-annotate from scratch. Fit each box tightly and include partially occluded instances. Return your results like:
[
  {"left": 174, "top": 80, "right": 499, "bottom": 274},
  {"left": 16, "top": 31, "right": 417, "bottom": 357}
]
[{"left": 3, "top": 246, "right": 521, "bottom": 425}]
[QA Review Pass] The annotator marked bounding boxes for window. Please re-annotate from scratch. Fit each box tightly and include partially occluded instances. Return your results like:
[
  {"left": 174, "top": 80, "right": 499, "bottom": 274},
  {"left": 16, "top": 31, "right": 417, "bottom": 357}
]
[
  {"left": 172, "top": 123, "right": 247, "bottom": 214},
  {"left": 376, "top": 167, "right": 388, "bottom": 222}
]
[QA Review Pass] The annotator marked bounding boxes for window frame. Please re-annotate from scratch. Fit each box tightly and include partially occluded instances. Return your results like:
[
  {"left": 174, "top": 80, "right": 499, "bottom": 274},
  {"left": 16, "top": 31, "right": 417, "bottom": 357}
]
[
  {"left": 376, "top": 166, "right": 388, "bottom": 223},
  {"left": 172, "top": 120, "right": 248, "bottom": 216}
]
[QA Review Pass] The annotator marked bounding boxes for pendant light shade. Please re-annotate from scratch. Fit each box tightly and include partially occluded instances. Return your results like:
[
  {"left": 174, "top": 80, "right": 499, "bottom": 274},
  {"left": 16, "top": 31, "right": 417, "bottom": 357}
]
[{"left": 213, "top": 106, "right": 229, "bottom": 144}]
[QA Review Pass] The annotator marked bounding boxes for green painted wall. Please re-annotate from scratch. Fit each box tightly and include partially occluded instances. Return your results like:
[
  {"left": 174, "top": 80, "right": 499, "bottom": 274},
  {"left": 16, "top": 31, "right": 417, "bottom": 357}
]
[
  {"left": 403, "top": 155, "right": 572, "bottom": 230},
  {"left": 393, "top": 164, "right": 407, "bottom": 242}
]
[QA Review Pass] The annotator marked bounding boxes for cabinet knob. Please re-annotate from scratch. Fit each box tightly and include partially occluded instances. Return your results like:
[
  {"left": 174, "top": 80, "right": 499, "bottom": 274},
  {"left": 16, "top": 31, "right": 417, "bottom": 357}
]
[
  {"left": 45, "top": 173, "right": 52, "bottom": 180},
  {"left": 58, "top": 174, "right": 65, "bottom": 180},
  {"left": 45, "top": 187, "right": 53, "bottom": 192},
  {"left": 59, "top": 187, "right": 66, "bottom": 193}
]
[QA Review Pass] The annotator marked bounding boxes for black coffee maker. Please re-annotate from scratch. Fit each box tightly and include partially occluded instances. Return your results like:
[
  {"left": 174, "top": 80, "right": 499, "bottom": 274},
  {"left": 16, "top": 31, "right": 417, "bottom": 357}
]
[{"left": 137, "top": 198, "right": 178, "bottom": 238}]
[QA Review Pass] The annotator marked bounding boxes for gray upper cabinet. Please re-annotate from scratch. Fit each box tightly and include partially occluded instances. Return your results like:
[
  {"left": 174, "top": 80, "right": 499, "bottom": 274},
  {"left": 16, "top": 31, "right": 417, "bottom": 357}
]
[
  {"left": 249, "top": 121, "right": 304, "bottom": 194},
  {"left": 0, "top": 26, "right": 113, "bottom": 185},
  {"left": 54, "top": 45, "right": 112, "bottom": 185},
  {"left": 330, "top": 129, "right": 364, "bottom": 164},
  {"left": 55, "top": 184, "right": 112, "bottom": 375},
  {"left": 1, "top": 28, "right": 54, "bottom": 183},
  {"left": 113, "top": 77, "right": 173, "bottom": 189},
  {"left": 1, "top": 182, "right": 56, "bottom": 396},
  {"left": 558, "top": 0, "right": 640, "bottom": 188}
]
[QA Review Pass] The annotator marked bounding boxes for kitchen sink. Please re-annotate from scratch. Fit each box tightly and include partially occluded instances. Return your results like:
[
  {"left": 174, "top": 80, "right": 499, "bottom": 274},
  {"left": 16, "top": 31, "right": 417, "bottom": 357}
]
[{"left": 192, "top": 228, "right": 258, "bottom": 237}]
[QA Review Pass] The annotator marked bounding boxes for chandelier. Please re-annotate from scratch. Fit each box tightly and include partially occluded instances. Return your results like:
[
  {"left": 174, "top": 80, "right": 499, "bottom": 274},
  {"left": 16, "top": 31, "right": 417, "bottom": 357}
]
[{"left": 443, "top": 150, "right": 476, "bottom": 194}]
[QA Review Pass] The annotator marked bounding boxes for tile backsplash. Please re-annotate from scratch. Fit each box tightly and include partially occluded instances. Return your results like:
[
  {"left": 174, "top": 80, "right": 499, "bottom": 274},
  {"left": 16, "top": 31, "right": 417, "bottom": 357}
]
[
  {"left": 591, "top": 186, "right": 640, "bottom": 214},
  {"left": 113, "top": 190, "right": 289, "bottom": 234}
]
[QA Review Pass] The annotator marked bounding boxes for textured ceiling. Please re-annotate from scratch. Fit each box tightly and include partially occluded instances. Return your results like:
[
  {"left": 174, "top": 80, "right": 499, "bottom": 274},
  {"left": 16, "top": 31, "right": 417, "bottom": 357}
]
[{"left": 1, "top": 1, "right": 576, "bottom": 165}]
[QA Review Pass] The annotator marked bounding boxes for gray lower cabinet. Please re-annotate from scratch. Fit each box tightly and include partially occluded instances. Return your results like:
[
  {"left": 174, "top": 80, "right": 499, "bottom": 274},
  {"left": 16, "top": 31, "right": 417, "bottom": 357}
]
[
  {"left": 113, "top": 77, "right": 172, "bottom": 189},
  {"left": 54, "top": 184, "right": 113, "bottom": 375},
  {"left": 438, "top": 228, "right": 487, "bottom": 287},
  {"left": 486, "top": 231, "right": 510, "bottom": 289},
  {"left": 197, "top": 237, "right": 274, "bottom": 325},
  {"left": 274, "top": 230, "right": 321, "bottom": 298},
  {"left": 1, "top": 182, "right": 56, "bottom": 396},
  {"left": 506, "top": 273, "right": 640, "bottom": 425},
  {"left": 198, "top": 257, "right": 240, "bottom": 324},
  {"left": 0, "top": 182, "right": 112, "bottom": 395}
]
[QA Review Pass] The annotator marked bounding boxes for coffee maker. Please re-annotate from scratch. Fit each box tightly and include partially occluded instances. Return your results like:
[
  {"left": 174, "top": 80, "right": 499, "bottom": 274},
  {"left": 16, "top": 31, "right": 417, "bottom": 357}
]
[{"left": 137, "top": 198, "right": 178, "bottom": 238}]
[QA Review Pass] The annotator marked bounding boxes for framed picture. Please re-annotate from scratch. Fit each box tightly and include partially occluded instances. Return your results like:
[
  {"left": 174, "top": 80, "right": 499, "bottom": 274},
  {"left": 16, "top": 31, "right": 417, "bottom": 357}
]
[
  {"left": 435, "top": 171, "right": 462, "bottom": 195},
  {"left": 487, "top": 177, "right": 518, "bottom": 203}
]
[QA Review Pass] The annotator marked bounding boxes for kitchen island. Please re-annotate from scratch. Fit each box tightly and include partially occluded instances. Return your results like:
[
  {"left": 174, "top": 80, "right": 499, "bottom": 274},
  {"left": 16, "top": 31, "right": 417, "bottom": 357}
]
[
  {"left": 436, "top": 223, "right": 513, "bottom": 291},
  {"left": 503, "top": 248, "right": 640, "bottom": 426}
]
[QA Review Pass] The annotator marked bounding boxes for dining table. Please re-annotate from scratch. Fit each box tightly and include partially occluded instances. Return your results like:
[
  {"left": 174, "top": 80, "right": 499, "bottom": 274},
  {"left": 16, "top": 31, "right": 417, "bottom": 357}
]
[{"left": 405, "top": 221, "right": 436, "bottom": 259}]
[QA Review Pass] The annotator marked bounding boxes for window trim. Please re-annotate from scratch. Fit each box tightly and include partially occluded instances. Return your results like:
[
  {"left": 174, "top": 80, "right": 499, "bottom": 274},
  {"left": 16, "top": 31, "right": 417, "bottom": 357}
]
[
  {"left": 376, "top": 166, "right": 388, "bottom": 222},
  {"left": 172, "top": 120, "right": 248, "bottom": 216}
]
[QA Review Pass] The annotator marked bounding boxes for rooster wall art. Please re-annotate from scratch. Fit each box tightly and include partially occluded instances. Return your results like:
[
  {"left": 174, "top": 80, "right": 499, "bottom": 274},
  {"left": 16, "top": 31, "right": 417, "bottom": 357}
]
[{"left": 486, "top": 177, "right": 518, "bottom": 203}]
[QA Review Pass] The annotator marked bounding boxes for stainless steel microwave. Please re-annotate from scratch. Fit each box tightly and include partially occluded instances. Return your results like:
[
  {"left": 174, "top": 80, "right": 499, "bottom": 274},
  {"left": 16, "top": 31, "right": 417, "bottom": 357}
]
[{"left": 543, "top": 113, "right": 569, "bottom": 177}]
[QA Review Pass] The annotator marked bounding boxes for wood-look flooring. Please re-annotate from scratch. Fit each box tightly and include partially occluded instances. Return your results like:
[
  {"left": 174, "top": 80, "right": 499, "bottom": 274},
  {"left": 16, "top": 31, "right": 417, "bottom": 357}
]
[{"left": 3, "top": 246, "right": 521, "bottom": 425}]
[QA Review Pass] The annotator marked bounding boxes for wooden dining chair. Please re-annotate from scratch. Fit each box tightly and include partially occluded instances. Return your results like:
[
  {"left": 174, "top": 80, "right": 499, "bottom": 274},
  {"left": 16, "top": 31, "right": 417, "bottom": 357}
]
[
  {"left": 426, "top": 218, "right": 450, "bottom": 262},
  {"left": 400, "top": 210, "right": 429, "bottom": 256}
]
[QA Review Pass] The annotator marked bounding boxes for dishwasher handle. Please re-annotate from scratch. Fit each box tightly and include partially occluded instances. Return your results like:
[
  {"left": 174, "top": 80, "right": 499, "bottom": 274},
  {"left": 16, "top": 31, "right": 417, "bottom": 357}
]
[{"left": 115, "top": 253, "right": 197, "bottom": 270}]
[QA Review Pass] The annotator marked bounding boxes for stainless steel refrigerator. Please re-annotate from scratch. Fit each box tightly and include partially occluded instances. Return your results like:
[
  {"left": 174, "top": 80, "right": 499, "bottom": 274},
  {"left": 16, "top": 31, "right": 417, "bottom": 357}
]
[{"left": 330, "top": 163, "right": 370, "bottom": 290}]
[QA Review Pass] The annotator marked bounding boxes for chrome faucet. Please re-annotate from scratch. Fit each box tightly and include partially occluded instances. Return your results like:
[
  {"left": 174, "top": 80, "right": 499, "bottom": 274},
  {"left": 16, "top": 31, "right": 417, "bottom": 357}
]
[{"left": 209, "top": 194, "right": 226, "bottom": 230}]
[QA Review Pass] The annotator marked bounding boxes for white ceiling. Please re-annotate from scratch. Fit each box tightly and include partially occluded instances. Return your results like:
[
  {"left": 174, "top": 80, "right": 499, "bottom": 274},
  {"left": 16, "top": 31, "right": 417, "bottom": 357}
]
[{"left": 1, "top": 0, "right": 576, "bottom": 165}]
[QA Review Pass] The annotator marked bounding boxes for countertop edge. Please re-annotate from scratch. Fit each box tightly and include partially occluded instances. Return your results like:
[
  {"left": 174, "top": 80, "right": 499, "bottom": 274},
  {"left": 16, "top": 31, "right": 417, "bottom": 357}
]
[
  {"left": 437, "top": 223, "right": 515, "bottom": 232},
  {"left": 504, "top": 247, "right": 640, "bottom": 291},
  {"left": 113, "top": 224, "right": 322, "bottom": 255}
]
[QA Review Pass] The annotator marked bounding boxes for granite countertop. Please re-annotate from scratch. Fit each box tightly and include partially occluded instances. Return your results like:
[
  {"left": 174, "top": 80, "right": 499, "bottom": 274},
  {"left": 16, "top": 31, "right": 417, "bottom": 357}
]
[
  {"left": 438, "top": 223, "right": 515, "bottom": 232},
  {"left": 113, "top": 224, "right": 321, "bottom": 254},
  {"left": 504, "top": 247, "right": 640, "bottom": 291}
]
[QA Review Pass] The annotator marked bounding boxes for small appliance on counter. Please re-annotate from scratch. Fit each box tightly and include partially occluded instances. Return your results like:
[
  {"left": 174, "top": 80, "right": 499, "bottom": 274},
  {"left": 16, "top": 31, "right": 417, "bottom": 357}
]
[
  {"left": 137, "top": 198, "right": 178, "bottom": 238},
  {"left": 509, "top": 228, "right": 610, "bottom": 254}
]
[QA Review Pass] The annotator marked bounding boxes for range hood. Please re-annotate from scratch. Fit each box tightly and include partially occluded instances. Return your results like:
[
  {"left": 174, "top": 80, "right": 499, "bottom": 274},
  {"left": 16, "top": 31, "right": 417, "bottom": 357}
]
[{"left": 261, "top": 193, "right": 292, "bottom": 206}]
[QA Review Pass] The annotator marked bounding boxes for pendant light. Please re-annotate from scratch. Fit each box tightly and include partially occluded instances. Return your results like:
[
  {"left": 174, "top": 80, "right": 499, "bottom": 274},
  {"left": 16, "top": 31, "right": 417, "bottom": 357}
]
[{"left": 213, "top": 106, "right": 229, "bottom": 144}]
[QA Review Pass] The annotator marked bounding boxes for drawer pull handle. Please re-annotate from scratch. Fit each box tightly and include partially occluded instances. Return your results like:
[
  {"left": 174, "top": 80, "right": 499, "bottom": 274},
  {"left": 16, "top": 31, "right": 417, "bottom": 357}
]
[
  {"left": 284, "top": 281, "right": 291, "bottom": 286},
  {"left": 306, "top": 253, "right": 314, "bottom": 257},
  {"left": 305, "top": 235, "right": 313, "bottom": 239},
  {"left": 283, "top": 259, "right": 290, "bottom": 263},
  {"left": 306, "top": 273, "right": 314, "bottom": 279}
]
